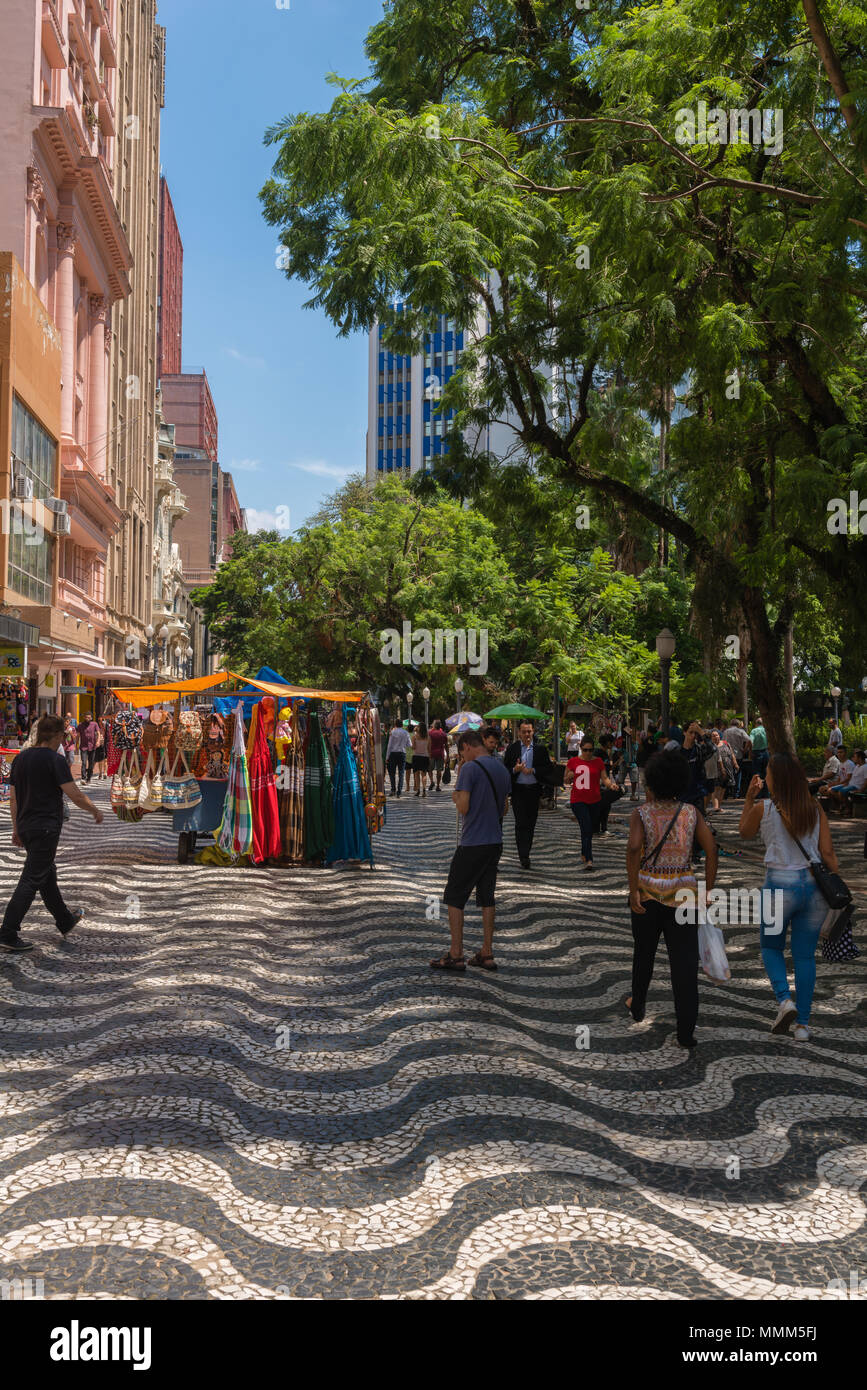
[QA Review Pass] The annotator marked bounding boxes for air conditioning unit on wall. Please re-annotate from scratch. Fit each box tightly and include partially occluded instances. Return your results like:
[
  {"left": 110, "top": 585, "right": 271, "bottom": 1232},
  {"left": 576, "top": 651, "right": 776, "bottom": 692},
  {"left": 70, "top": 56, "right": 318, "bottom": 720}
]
[{"left": 53, "top": 512, "right": 71, "bottom": 536}]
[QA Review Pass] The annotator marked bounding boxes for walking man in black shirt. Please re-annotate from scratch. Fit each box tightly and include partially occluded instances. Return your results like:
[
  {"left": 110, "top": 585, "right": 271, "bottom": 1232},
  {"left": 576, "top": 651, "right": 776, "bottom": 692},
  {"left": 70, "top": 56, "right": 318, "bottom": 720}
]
[{"left": 0, "top": 715, "right": 103, "bottom": 953}]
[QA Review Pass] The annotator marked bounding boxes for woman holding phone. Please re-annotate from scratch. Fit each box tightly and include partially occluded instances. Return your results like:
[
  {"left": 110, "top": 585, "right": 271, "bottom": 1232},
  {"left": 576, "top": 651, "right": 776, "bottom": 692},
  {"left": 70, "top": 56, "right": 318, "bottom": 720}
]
[{"left": 739, "top": 755, "right": 839, "bottom": 1041}]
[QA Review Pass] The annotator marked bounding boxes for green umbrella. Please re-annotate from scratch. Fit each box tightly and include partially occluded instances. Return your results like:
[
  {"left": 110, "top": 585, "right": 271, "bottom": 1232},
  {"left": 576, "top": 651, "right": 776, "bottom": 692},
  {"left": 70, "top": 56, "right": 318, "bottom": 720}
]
[{"left": 484, "top": 702, "right": 546, "bottom": 720}]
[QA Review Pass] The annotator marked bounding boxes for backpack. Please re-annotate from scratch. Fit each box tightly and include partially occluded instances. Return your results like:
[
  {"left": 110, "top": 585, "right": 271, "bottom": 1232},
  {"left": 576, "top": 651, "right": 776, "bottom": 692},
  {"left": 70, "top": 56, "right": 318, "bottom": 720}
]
[
  {"left": 112, "top": 710, "right": 142, "bottom": 752},
  {"left": 176, "top": 710, "right": 203, "bottom": 752}
]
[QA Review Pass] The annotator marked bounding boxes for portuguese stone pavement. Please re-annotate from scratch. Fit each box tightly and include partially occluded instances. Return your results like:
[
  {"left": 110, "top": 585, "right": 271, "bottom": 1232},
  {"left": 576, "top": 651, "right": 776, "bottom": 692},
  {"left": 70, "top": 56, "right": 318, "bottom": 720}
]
[{"left": 0, "top": 783, "right": 865, "bottom": 1300}]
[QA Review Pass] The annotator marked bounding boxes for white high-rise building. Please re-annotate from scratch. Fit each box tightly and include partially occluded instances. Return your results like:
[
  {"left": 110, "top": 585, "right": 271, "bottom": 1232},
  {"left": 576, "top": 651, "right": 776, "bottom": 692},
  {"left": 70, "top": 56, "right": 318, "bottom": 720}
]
[{"left": 365, "top": 301, "right": 517, "bottom": 483}]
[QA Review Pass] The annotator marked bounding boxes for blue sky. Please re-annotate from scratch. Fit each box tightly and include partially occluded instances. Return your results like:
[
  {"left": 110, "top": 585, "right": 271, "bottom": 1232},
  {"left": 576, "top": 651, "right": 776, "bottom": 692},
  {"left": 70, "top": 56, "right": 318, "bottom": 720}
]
[{"left": 157, "top": 0, "right": 384, "bottom": 531}]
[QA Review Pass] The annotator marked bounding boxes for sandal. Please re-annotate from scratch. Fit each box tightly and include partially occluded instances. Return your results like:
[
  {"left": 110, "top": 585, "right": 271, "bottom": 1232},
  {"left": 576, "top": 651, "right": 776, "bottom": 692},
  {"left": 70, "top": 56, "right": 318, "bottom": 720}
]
[
  {"left": 469, "top": 951, "right": 497, "bottom": 972},
  {"left": 429, "top": 953, "right": 466, "bottom": 972}
]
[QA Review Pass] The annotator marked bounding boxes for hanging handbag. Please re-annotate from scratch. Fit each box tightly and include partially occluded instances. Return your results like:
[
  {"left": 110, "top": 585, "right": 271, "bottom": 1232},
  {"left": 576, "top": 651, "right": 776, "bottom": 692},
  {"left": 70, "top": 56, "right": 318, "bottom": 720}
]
[
  {"left": 442, "top": 760, "right": 452, "bottom": 786},
  {"left": 774, "top": 802, "right": 851, "bottom": 909},
  {"left": 149, "top": 750, "right": 164, "bottom": 809},
  {"left": 163, "top": 749, "right": 202, "bottom": 810},
  {"left": 820, "top": 903, "right": 860, "bottom": 963},
  {"left": 176, "top": 709, "right": 203, "bottom": 753},
  {"left": 110, "top": 750, "right": 125, "bottom": 809}
]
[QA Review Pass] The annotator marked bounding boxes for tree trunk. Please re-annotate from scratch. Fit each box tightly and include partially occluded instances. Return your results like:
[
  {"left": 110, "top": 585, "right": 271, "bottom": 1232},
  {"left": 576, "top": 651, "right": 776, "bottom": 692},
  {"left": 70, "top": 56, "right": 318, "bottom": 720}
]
[
  {"left": 741, "top": 588, "right": 796, "bottom": 754},
  {"left": 784, "top": 619, "right": 795, "bottom": 727}
]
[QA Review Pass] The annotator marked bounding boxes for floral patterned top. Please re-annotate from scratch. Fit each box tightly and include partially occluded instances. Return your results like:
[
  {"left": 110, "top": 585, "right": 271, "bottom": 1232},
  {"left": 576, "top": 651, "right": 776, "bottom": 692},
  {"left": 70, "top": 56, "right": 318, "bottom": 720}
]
[{"left": 637, "top": 801, "right": 698, "bottom": 905}]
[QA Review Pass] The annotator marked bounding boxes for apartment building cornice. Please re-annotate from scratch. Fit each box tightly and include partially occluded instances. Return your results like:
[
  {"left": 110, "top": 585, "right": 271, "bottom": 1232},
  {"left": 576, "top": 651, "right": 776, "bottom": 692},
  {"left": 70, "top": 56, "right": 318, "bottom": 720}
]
[{"left": 34, "top": 110, "right": 133, "bottom": 300}]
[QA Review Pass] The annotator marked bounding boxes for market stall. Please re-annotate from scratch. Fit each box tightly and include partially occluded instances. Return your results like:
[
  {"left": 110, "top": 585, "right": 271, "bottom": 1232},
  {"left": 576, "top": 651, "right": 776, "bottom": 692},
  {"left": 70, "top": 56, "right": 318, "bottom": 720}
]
[{"left": 108, "top": 671, "right": 385, "bottom": 869}]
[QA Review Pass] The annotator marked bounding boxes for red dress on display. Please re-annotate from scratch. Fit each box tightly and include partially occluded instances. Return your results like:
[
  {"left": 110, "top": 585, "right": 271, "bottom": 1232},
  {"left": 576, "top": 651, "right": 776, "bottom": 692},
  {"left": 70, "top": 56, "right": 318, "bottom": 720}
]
[{"left": 248, "top": 703, "right": 281, "bottom": 864}]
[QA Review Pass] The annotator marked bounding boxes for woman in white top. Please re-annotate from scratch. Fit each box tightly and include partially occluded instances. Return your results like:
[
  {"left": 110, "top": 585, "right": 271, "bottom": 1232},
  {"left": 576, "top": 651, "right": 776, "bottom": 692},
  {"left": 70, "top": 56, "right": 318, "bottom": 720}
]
[
  {"left": 739, "top": 754, "right": 839, "bottom": 1041},
  {"left": 565, "top": 722, "right": 583, "bottom": 754}
]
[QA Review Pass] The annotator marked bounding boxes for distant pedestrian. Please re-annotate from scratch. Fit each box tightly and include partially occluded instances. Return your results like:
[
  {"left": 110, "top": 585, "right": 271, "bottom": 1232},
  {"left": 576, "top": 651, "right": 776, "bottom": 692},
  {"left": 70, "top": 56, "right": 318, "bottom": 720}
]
[
  {"left": 749, "top": 716, "right": 769, "bottom": 779},
  {"left": 411, "top": 724, "right": 431, "bottom": 797},
  {"left": 93, "top": 717, "right": 108, "bottom": 781},
  {"left": 429, "top": 719, "right": 448, "bottom": 790},
  {"left": 481, "top": 726, "right": 502, "bottom": 758},
  {"left": 565, "top": 721, "right": 583, "bottom": 754},
  {"left": 566, "top": 735, "right": 617, "bottom": 870},
  {"left": 739, "top": 754, "right": 839, "bottom": 1041},
  {"left": 431, "top": 728, "right": 511, "bottom": 973},
  {"left": 77, "top": 714, "right": 100, "bottom": 784},
  {"left": 827, "top": 718, "right": 843, "bottom": 754},
  {"left": 504, "top": 720, "right": 553, "bottom": 869},
  {"left": 625, "top": 750, "right": 719, "bottom": 1049},
  {"left": 385, "top": 722, "right": 411, "bottom": 797},
  {"left": 61, "top": 715, "right": 77, "bottom": 773},
  {"left": 0, "top": 715, "right": 103, "bottom": 953}
]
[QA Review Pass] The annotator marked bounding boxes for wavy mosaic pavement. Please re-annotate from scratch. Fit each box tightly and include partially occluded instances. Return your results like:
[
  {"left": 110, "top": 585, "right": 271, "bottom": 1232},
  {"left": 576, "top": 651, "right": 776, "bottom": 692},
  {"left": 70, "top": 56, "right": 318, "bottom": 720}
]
[{"left": 0, "top": 786, "right": 865, "bottom": 1300}]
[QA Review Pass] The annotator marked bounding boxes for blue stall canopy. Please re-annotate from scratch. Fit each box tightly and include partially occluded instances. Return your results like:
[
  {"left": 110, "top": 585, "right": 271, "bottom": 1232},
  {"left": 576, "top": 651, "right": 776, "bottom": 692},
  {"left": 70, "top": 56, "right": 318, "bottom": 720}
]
[{"left": 213, "top": 666, "right": 291, "bottom": 719}]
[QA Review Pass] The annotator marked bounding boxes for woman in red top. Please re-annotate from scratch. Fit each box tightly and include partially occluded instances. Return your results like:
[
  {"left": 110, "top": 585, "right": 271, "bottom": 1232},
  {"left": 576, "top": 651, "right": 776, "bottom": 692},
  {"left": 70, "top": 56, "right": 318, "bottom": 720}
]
[{"left": 565, "top": 736, "right": 617, "bottom": 871}]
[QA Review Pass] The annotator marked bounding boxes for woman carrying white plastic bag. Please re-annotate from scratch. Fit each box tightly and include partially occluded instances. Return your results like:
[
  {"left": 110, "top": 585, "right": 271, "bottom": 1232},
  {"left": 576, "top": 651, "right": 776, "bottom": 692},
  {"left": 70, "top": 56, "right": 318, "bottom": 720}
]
[{"left": 625, "top": 748, "right": 719, "bottom": 1050}]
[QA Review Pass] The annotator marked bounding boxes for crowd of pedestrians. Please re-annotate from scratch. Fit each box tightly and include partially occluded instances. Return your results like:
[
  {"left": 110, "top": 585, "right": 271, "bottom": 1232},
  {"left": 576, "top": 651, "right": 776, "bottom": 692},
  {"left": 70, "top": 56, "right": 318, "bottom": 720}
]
[{"left": 427, "top": 710, "right": 852, "bottom": 1052}]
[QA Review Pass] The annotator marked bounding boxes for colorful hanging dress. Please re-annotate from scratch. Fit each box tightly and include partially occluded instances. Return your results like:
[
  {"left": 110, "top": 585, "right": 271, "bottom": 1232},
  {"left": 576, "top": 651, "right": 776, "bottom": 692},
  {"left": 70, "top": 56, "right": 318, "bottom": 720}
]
[
  {"left": 249, "top": 700, "right": 282, "bottom": 864},
  {"left": 278, "top": 703, "right": 306, "bottom": 862},
  {"left": 326, "top": 705, "right": 373, "bottom": 866},
  {"left": 303, "top": 708, "right": 334, "bottom": 862},
  {"left": 216, "top": 702, "right": 253, "bottom": 859}
]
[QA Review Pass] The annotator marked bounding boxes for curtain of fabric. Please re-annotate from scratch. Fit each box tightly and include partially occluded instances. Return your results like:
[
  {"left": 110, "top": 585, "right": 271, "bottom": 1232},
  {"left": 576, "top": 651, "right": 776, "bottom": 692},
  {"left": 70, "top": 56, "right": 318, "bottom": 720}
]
[
  {"left": 249, "top": 700, "right": 282, "bottom": 864},
  {"left": 326, "top": 705, "right": 373, "bottom": 866}
]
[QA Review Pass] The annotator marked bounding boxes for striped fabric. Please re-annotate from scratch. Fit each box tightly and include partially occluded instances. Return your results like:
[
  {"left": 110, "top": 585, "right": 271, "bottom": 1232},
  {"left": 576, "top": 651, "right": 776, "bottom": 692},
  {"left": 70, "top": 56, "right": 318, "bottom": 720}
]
[
  {"left": 279, "top": 706, "right": 306, "bottom": 862},
  {"left": 303, "top": 708, "right": 334, "bottom": 862},
  {"left": 216, "top": 703, "right": 253, "bottom": 859}
]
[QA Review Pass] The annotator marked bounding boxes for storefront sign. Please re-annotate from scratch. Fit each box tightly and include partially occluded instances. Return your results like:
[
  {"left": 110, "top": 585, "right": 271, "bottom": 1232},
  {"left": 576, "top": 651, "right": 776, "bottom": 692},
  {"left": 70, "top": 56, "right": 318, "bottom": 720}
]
[{"left": 0, "top": 646, "right": 24, "bottom": 675}]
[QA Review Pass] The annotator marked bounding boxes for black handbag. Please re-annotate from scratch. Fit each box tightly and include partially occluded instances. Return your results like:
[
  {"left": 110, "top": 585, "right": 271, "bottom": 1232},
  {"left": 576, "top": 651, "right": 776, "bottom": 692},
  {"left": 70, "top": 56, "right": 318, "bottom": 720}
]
[
  {"left": 442, "top": 761, "right": 452, "bottom": 785},
  {"left": 821, "top": 905, "right": 859, "bottom": 962},
  {"left": 774, "top": 802, "right": 851, "bottom": 909}
]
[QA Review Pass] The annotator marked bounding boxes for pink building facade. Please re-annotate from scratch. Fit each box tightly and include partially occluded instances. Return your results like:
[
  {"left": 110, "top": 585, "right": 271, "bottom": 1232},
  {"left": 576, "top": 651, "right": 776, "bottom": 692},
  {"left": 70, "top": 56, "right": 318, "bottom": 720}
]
[{"left": 0, "top": 0, "right": 129, "bottom": 685}]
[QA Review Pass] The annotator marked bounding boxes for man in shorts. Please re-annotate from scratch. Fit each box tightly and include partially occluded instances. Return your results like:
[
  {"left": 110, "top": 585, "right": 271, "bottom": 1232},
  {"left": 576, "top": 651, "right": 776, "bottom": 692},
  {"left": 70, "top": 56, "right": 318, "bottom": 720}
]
[{"left": 430, "top": 728, "right": 511, "bottom": 973}]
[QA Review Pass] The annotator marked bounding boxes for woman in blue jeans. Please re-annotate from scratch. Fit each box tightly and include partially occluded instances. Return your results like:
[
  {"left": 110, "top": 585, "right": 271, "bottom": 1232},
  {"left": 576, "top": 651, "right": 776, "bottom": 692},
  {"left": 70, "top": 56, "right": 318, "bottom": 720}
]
[{"left": 739, "top": 754, "right": 838, "bottom": 1041}]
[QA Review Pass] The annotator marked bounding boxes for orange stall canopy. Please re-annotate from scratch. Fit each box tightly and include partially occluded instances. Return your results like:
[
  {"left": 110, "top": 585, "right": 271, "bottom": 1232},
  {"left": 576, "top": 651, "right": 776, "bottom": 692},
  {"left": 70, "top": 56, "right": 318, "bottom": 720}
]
[
  {"left": 110, "top": 672, "right": 237, "bottom": 709},
  {"left": 225, "top": 672, "right": 365, "bottom": 703}
]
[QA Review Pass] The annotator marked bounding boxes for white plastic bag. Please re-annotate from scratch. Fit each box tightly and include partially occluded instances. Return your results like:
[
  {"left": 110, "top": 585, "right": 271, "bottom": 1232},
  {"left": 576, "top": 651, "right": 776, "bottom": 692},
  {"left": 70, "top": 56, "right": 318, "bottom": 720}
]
[{"left": 698, "top": 920, "right": 731, "bottom": 984}]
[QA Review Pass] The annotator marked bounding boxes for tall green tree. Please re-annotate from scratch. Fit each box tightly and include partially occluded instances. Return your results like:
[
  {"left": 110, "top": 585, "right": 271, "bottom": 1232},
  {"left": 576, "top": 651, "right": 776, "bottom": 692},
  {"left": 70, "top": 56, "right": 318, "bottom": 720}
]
[{"left": 261, "top": 0, "right": 867, "bottom": 752}]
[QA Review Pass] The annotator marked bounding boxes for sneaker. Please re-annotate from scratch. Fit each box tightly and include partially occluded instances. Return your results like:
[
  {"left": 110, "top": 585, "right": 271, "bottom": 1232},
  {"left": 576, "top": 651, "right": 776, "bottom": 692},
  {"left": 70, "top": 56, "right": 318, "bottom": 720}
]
[
  {"left": 771, "top": 999, "right": 797, "bottom": 1034},
  {"left": 793, "top": 1024, "right": 811, "bottom": 1042},
  {"left": 58, "top": 909, "right": 84, "bottom": 938},
  {"left": 0, "top": 936, "right": 35, "bottom": 953}
]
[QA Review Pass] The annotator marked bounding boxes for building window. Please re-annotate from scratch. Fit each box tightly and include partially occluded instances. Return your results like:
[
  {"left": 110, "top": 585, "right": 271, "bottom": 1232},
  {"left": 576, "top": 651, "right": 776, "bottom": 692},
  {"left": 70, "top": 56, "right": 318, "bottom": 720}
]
[{"left": 8, "top": 395, "right": 55, "bottom": 605}]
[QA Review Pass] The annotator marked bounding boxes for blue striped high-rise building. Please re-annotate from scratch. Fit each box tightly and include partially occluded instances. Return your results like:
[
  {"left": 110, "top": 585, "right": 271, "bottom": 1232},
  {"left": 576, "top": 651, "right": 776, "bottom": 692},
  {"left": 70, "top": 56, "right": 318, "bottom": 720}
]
[{"left": 366, "top": 304, "right": 512, "bottom": 481}]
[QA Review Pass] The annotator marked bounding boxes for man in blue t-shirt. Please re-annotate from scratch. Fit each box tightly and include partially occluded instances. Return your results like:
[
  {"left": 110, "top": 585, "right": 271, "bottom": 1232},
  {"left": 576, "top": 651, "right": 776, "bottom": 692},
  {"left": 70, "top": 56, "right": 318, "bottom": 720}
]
[{"left": 431, "top": 729, "right": 511, "bottom": 974}]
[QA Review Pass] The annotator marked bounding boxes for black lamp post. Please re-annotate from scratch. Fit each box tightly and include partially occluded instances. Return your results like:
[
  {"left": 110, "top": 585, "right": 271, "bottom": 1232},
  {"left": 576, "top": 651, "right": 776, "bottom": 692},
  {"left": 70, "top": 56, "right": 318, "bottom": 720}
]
[{"left": 656, "top": 628, "right": 676, "bottom": 736}]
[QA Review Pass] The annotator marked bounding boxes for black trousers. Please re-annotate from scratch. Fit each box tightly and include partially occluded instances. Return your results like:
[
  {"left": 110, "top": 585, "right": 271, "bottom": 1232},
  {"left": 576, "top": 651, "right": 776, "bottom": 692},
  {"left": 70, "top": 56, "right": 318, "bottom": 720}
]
[
  {"left": 82, "top": 748, "right": 97, "bottom": 781},
  {"left": 511, "top": 783, "right": 542, "bottom": 860},
  {"left": 1, "top": 826, "right": 73, "bottom": 940},
  {"left": 386, "top": 751, "right": 405, "bottom": 794},
  {"left": 629, "top": 899, "right": 699, "bottom": 1045}
]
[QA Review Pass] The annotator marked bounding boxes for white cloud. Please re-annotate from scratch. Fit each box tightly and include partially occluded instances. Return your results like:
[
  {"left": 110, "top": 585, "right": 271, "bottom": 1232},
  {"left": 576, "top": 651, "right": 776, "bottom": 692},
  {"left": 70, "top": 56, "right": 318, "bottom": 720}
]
[
  {"left": 229, "top": 458, "right": 261, "bottom": 473},
  {"left": 224, "top": 347, "right": 266, "bottom": 369},
  {"left": 245, "top": 507, "right": 292, "bottom": 534},
  {"left": 287, "top": 459, "right": 354, "bottom": 479}
]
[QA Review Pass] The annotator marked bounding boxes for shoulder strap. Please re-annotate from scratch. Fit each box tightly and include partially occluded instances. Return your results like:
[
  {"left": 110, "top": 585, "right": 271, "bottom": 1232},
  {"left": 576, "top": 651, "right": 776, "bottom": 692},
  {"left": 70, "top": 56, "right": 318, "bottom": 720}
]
[
  {"left": 640, "top": 802, "right": 684, "bottom": 869},
  {"left": 475, "top": 757, "right": 505, "bottom": 824},
  {"left": 771, "top": 799, "right": 819, "bottom": 865}
]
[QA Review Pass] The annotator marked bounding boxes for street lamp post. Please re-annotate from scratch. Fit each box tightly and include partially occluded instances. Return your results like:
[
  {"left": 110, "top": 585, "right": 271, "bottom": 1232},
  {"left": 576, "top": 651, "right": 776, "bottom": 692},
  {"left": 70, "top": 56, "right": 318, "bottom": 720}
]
[
  {"left": 831, "top": 685, "right": 841, "bottom": 722},
  {"left": 186, "top": 644, "right": 194, "bottom": 679},
  {"left": 407, "top": 689, "right": 414, "bottom": 728},
  {"left": 454, "top": 677, "right": 463, "bottom": 714},
  {"left": 145, "top": 624, "right": 155, "bottom": 682},
  {"left": 422, "top": 685, "right": 430, "bottom": 729},
  {"left": 656, "top": 628, "right": 676, "bottom": 736},
  {"left": 159, "top": 624, "right": 169, "bottom": 682}
]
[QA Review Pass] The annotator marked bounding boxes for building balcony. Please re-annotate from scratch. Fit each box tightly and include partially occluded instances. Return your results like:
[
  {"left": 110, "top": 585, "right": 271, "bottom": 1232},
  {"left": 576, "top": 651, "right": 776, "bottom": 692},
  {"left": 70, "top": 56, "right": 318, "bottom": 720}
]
[
  {"left": 154, "top": 454, "right": 174, "bottom": 491},
  {"left": 99, "top": 2, "right": 118, "bottom": 68},
  {"left": 167, "top": 486, "right": 188, "bottom": 519},
  {"left": 57, "top": 576, "right": 105, "bottom": 629},
  {"left": 42, "top": 2, "right": 66, "bottom": 69}
]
